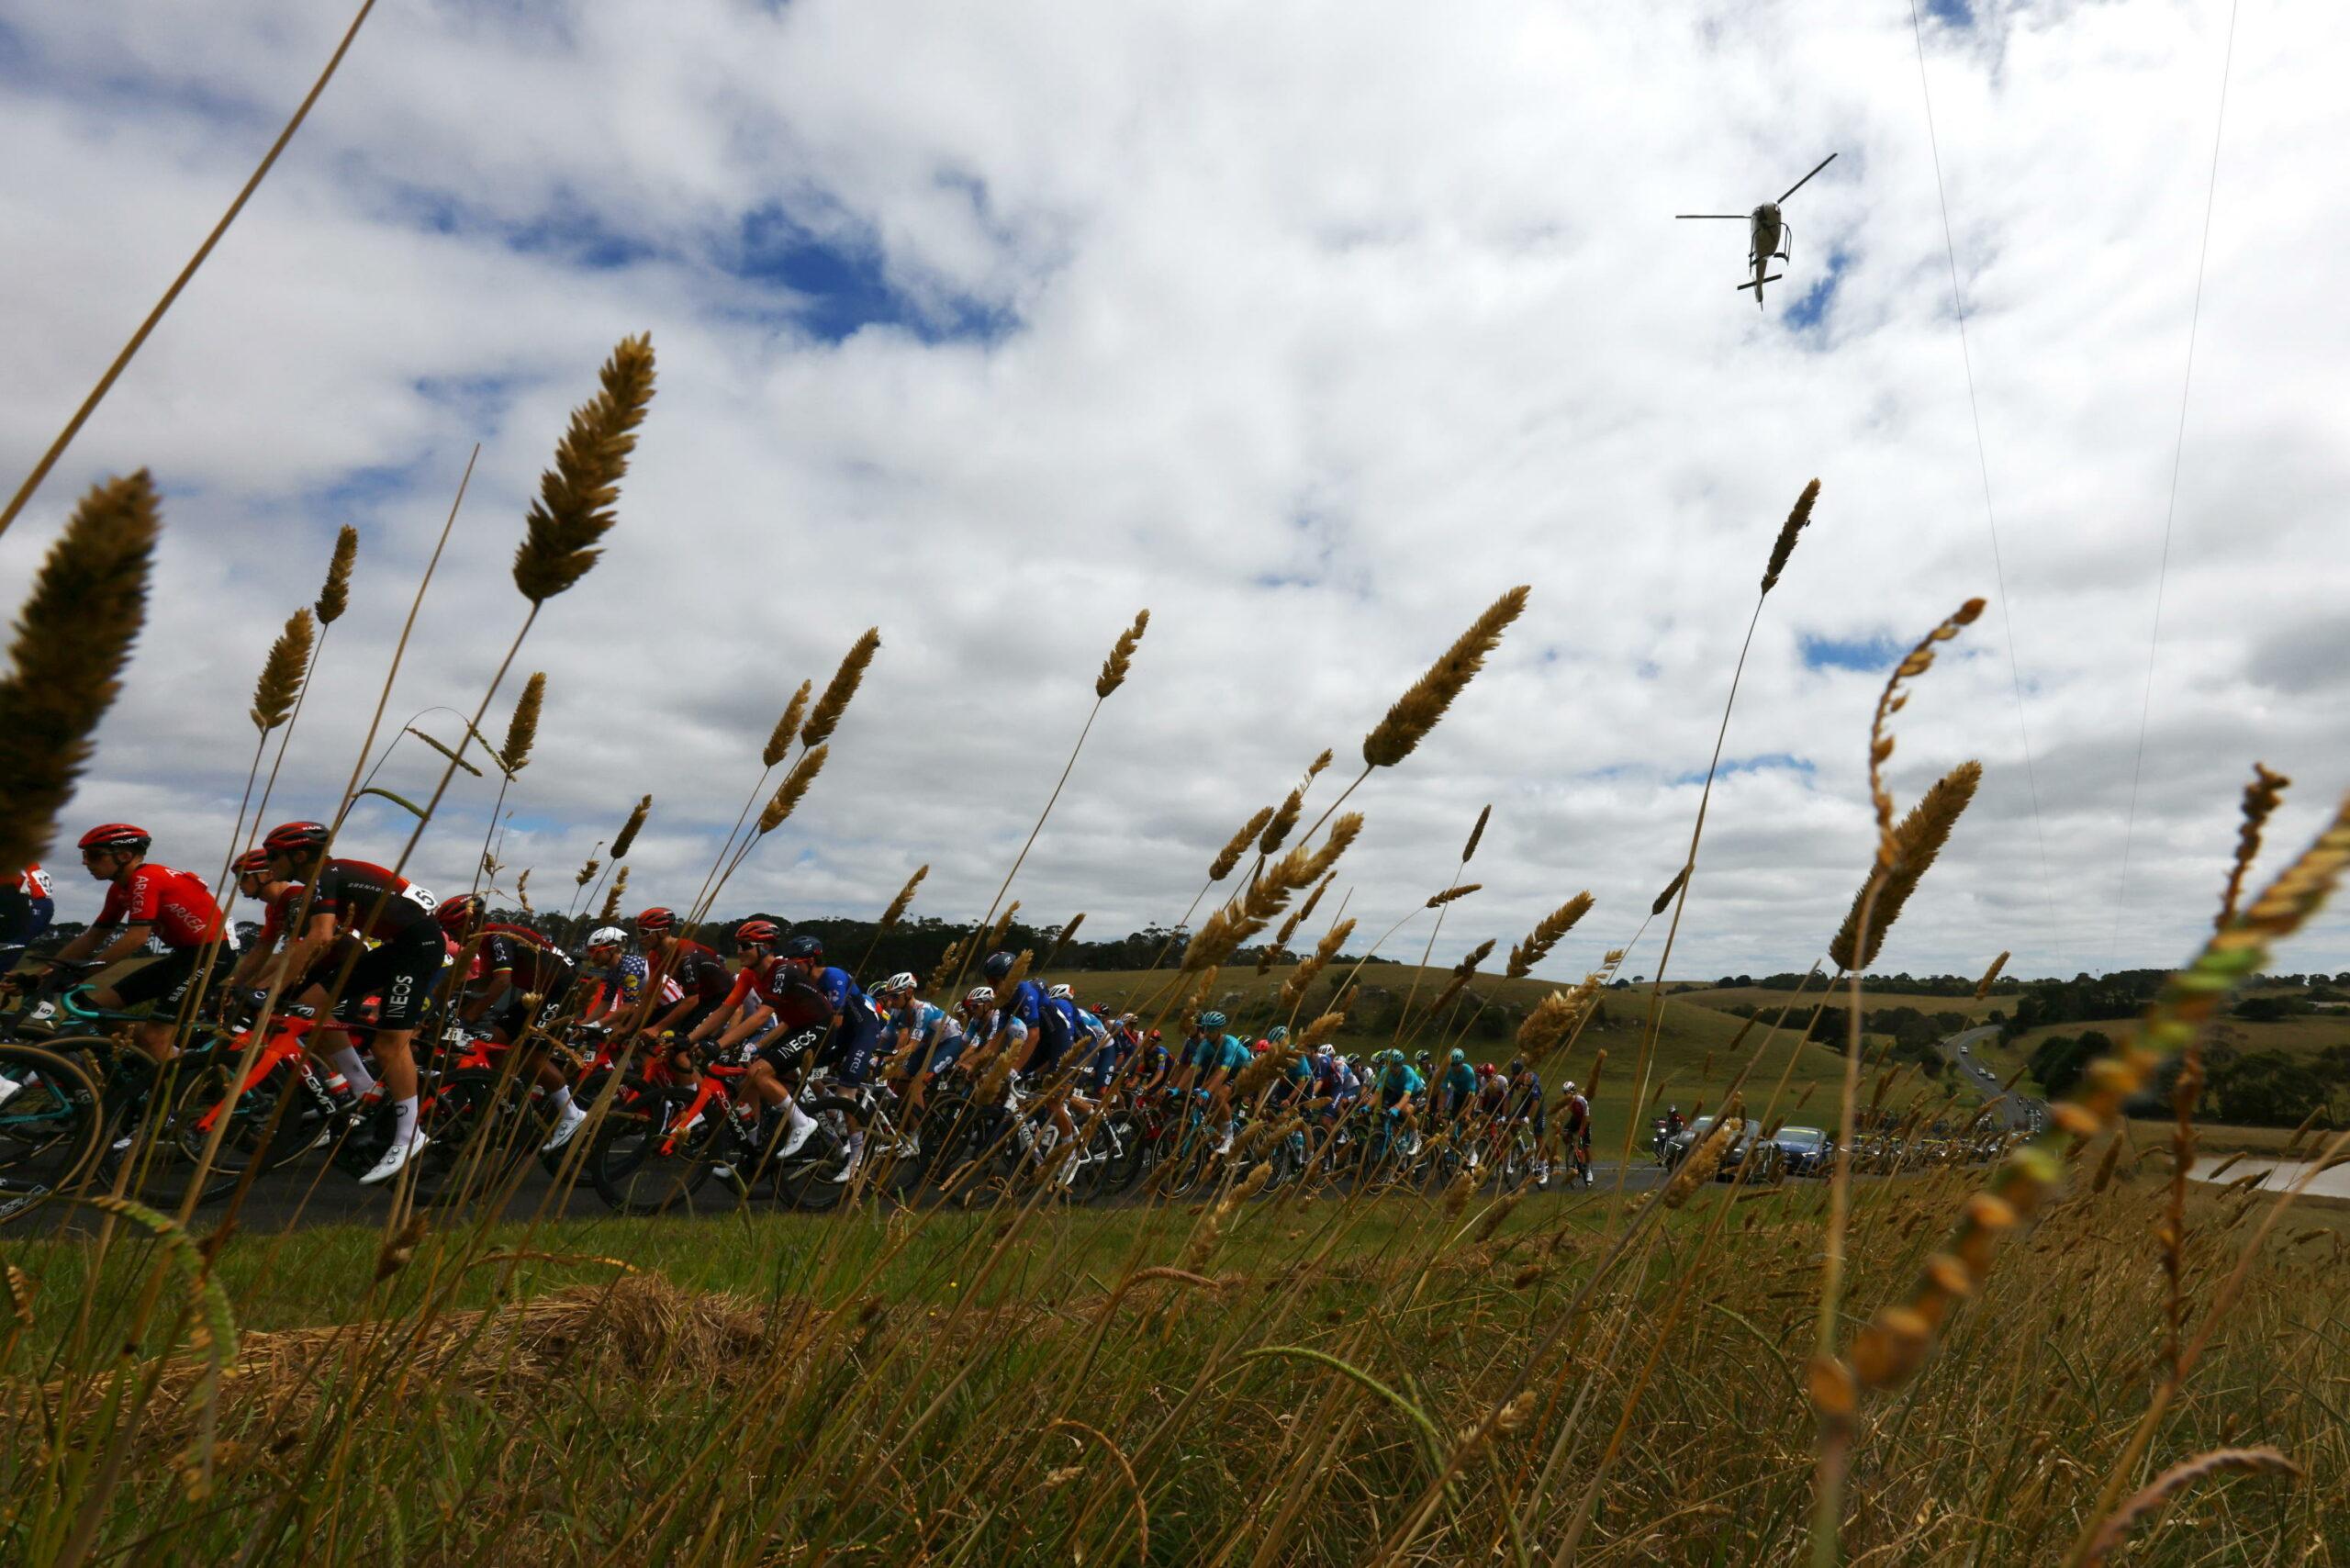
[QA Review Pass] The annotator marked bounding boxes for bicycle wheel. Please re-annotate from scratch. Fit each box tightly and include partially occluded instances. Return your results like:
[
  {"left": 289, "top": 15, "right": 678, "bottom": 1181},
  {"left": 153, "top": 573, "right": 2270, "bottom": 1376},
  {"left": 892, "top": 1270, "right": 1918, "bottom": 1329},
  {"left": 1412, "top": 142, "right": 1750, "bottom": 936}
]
[
  {"left": 774, "top": 1097, "right": 862, "bottom": 1211},
  {"left": 169, "top": 1054, "right": 322, "bottom": 1188},
  {"left": 0, "top": 1045, "right": 106, "bottom": 1220},
  {"left": 588, "top": 1082, "right": 721, "bottom": 1215},
  {"left": 414, "top": 1070, "right": 535, "bottom": 1208},
  {"left": 1091, "top": 1107, "right": 1146, "bottom": 1197}
]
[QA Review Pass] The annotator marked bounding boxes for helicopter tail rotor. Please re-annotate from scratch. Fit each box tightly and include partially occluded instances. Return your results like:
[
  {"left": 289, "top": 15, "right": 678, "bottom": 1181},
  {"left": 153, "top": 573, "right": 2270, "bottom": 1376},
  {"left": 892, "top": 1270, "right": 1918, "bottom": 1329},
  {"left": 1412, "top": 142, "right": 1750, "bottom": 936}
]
[{"left": 1778, "top": 153, "right": 1837, "bottom": 204}]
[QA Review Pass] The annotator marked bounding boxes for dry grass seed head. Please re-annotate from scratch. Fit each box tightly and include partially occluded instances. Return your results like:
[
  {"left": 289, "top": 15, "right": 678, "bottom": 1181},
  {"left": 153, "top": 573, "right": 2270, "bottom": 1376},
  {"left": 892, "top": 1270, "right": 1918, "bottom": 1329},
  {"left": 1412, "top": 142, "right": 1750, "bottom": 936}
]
[
  {"left": 763, "top": 680, "right": 812, "bottom": 768},
  {"left": 1829, "top": 760, "right": 1983, "bottom": 972},
  {"left": 1462, "top": 803, "right": 1492, "bottom": 863},
  {"left": 498, "top": 672, "right": 545, "bottom": 777},
  {"left": 1760, "top": 478, "right": 1820, "bottom": 595},
  {"left": 802, "top": 629, "right": 880, "bottom": 750},
  {"left": 512, "top": 333, "right": 655, "bottom": 602},
  {"left": 1974, "top": 950, "right": 2009, "bottom": 1001},
  {"left": 1506, "top": 892, "right": 1594, "bottom": 979},
  {"left": 1095, "top": 608, "right": 1148, "bottom": 700},
  {"left": 756, "top": 744, "right": 827, "bottom": 834},
  {"left": 1652, "top": 865, "right": 1689, "bottom": 916},
  {"left": 1296, "top": 872, "right": 1336, "bottom": 925},
  {"left": 986, "top": 902, "right": 1020, "bottom": 952},
  {"left": 879, "top": 866, "right": 928, "bottom": 930},
  {"left": 599, "top": 866, "right": 627, "bottom": 923},
  {"left": 1212, "top": 807, "right": 1276, "bottom": 881},
  {"left": 1259, "top": 784, "right": 1305, "bottom": 857},
  {"left": 0, "top": 470, "right": 159, "bottom": 870},
  {"left": 315, "top": 523, "right": 357, "bottom": 625},
  {"left": 1427, "top": 883, "right": 1482, "bottom": 909},
  {"left": 1360, "top": 585, "right": 1529, "bottom": 768},
  {"left": 610, "top": 794, "right": 651, "bottom": 859},
  {"left": 2217, "top": 762, "right": 2290, "bottom": 930},
  {"left": 249, "top": 607, "right": 314, "bottom": 734}
]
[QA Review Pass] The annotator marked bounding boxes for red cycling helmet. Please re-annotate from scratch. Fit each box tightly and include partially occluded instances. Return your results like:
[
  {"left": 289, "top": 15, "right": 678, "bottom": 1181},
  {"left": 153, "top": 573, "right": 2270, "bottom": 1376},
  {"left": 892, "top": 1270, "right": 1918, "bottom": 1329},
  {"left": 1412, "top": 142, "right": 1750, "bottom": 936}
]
[
  {"left": 635, "top": 906, "right": 677, "bottom": 935},
  {"left": 436, "top": 892, "right": 485, "bottom": 931},
  {"left": 263, "top": 821, "right": 331, "bottom": 857},
  {"left": 735, "top": 918, "right": 782, "bottom": 947},
  {"left": 77, "top": 823, "right": 151, "bottom": 854},
  {"left": 231, "top": 847, "right": 272, "bottom": 877}
]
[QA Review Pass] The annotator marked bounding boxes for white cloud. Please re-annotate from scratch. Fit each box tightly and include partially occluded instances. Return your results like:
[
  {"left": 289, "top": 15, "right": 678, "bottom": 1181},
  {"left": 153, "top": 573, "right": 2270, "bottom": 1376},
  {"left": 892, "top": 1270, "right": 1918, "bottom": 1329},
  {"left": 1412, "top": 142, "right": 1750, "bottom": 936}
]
[{"left": 3, "top": 0, "right": 2346, "bottom": 985}]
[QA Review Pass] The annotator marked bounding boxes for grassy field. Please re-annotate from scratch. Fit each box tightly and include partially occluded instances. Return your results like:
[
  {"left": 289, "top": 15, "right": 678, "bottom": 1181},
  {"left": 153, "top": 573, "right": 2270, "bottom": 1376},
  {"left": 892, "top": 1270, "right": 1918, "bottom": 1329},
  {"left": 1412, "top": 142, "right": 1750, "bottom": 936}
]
[
  {"left": 6, "top": 1159, "right": 2343, "bottom": 1564},
  {"left": 1672, "top": 983, "right": 2008, "bottom": 1024}
]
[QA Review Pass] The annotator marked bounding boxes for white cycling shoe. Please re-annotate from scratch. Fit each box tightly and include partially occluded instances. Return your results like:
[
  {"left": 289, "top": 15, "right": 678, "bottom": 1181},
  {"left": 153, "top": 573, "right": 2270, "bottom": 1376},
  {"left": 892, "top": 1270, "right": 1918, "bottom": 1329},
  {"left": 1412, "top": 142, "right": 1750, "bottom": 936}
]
[
  {"left": 773, "top": 1114, "right": 818, "bottom": 1160},
  {"left": 357, "top": 1134, "right": 429, "bottom": 1186},
  {"left": 540, "top": 1104, "right": 589, "bottom": 1154}
]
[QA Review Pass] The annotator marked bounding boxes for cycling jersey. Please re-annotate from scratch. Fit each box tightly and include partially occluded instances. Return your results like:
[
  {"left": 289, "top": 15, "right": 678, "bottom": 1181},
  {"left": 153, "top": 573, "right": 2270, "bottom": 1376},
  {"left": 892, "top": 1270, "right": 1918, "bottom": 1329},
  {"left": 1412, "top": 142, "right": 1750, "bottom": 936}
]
[
  {"left": 887, "top": 999, "right": 966, "bottom": 1072},
  {"left": 1377, "top": 1065, "right": 1425, "bottom": 1108},
  {"left": 1562, "top": 1093, "right": 1592, "bottom": 1136},
  {"left": 1505, "top": 1071, "right": 1544, "bottom": 1119},
  {"left": 476, "top": 923, "right": 576, "bottom": 998},
  {"left": 96, "top": 862, "right": 224, "bottom": 948},
  {"left": 1034, "top": 993, "right": 1081, "bottom": 1073},
  {"left": 257, "top": 883, "right": 364, "bottom": 987},
  {"left": 2, "top": 865, "right": 53, "bottom": 949},
  {"left": 748, "top": 971, "right": 837, "bottom": 1071},
  {"left": 582, "top": 952, "right": 655, "bottom": 1013},
  {"left": 654, "top": 940, "right": 732, "bottom": 1009},
  {"left": 1438, "top": 1061, "right": 1478, "bottom": 1114},
  {"left": 1185, "top": 1032, "right": 1249, "bottom": 1080},
  {"left": 307, "top": 860, "right": 437, "bottom": 940}
]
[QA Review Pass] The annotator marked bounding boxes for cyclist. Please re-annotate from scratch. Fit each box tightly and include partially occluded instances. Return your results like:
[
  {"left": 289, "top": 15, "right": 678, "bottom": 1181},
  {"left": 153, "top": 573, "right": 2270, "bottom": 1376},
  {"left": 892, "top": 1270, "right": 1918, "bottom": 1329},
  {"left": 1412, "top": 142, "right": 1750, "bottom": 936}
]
[
  {"left": 576, "top": 925, "right": 662, "bottom": 1026},
  {"left": 979, "top": 950, "right": 1063, "bottom": 1074},
  {"left": 1, "top": 861, "right": 54, "bottom": 961},
  {"left": 635, "top": 907, "right": 734, "bottom": 1062},
  {"left": 874, "top": 971, "right": 962, "bottom": 1155},
  {"left": 1126, "top": 1023, "right": 1169, "bottom": 1097},
  {"left": 436, "top": 894, "right": 587, "bottom": 1152},
  {"left": 220, "top": 847, "right": 377, "bottom": 1099},
  {"left": 1435, "top": 1047, "right": 1479, "bottom": 1126},
  {"left": 39, "top": 824, "right": 229, "bottom": 1066},
  {"left": 1502, "top": 1057, "right": 1548, "bottom": 1186},
  {"left": 1181, "top": 1010, "right": 1251, "bottom": 1155},
  {"left": 1371, "top": 1049, "right": 1425, "bottom": 1153},
  {"left": 957, "top": 985, "right": 1025, "bottom": 1088},
  {"left": 768, "top": 934, "right": 883, "bottom": 1180},
  {"left": 688, "top": 920, "right": 827, "bottom": 1167},
  {"left": 258, "top": 821, "right": 442, "bottom": 1184},
  {"left": 1560, "top": 1080, "right": 1593, "bottom": 1188}
]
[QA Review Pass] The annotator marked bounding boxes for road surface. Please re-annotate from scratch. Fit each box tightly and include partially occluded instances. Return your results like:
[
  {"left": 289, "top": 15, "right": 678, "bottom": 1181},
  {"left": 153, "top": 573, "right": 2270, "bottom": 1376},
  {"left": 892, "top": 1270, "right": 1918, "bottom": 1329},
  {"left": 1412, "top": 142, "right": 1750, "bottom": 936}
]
[{"left": 1939, "top": 1025, "right": 2043, "bottom": 1133}]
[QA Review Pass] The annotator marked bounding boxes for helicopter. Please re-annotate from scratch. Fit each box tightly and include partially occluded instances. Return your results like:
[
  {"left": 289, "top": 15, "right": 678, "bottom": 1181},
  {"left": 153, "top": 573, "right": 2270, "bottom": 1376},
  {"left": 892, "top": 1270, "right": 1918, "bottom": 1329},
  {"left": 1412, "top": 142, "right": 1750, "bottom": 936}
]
[{"left": 1677, "top": 154, "right": 1837, "bottom": 308}]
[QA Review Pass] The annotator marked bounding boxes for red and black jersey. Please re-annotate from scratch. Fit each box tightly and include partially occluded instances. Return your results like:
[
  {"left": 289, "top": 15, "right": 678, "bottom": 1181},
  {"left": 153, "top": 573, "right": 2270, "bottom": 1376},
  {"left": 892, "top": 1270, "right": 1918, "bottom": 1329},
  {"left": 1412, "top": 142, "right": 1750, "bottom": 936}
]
[
  {"left": 476, "top": 922, "right": 576, "bottom": 994},
  {"left": 722, "top": 956, "right": 833, "bottom": 1029},
  {"left": 654, "top": 939, "right": 732, "bottom": 1006},
  {"left": 96, "top": 863, "right": 224, "bottom": 948},
  {"left": 307, "top": 859, "right": 437, "bottom": 941}
]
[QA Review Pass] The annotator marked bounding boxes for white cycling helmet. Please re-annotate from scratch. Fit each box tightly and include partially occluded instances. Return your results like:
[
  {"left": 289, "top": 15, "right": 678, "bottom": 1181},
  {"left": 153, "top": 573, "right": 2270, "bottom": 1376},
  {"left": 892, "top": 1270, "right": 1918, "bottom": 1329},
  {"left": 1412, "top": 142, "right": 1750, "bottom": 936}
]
[
  {"left": 1047, "top": 982, "right": 1075, "bottom": 1001},
  {"left": 964, "top": 986, "right": 995, "bottom": 1007},
  {"left": 881, "top": 971, "right": 919, "bottom": 994},
  {"left": 1561, "top": 1081, "right": 1578, "bottom": 1093},
  {"left": 588, "top": 926, "right": 626, "bottom": 947},
  {"left": 1316, "top": 1043, "right": 1337, "bottom": 1058}
]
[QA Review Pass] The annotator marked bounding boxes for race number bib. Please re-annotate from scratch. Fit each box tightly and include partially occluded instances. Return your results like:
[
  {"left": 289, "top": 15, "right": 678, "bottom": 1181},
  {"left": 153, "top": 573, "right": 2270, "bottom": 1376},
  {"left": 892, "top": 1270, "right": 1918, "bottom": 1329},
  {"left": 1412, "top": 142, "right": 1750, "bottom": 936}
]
[{"left": 401, "top": 883, "right": 438, "bottom": 913}]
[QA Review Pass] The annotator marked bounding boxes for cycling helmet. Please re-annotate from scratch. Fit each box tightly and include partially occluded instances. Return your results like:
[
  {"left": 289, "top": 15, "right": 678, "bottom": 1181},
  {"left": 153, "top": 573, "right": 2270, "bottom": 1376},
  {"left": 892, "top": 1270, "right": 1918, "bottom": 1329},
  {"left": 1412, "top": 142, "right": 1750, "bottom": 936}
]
[
  {"left": 1199, "top": 1010, "right": 1227, "bottom": 1029},
  {"left": 1562, "top": 1081, "right": 1579, "bottom": 1094},
  {"left": 1415, "top": 1051, "right": 1432, "bottom": 1068},
  {"left": 1475, "top": 1061, "right": 1494, "bottom": 1078},
  {"left": 880, "top": 971, "right": 919, "bottom": 995},
  {"left": 436, "top": 893, "right": 485, "bottom": 931},
  {"left": 587, "top": 926, "right": 626, "bottom": 949},
  {"left": 77, "top": 823, "right": 152, "bottom": 855},
  {"left": 1507, "top": 1058, "right": 1525, "bottom": 1076},
  {"left": 1047, "top": 983, "right": 1074, "bottom": 1001},
  {"left": 232, "top": 847, "right": 272, "bottom": 877},
  {"left": 981, "top": 950, "right": 1014, "bottom": 982},
  {"left": 1316, "top": 1042, "right": 1336, "bottom": 1058},
  {"left": 1268, "top": 1025, "right": 1289, "bottom": 1042},
  {"left": 779, "top": 934, "right": 822, "bottom": 962},
  {"left": 735, "top": 918, "right": 782, "bottom": 947},
  {"left": 635, "top": 906, "right": 677, "bottom": 935},
  {"left": 262, "top": 821, "right": 330, "bottom": 856},
  {"left": 1450, "top": 1047, "right": 1467, "bottom": 1064},
  {"left": 964, "top": 986, "right": 995, "bottom": 1007}
]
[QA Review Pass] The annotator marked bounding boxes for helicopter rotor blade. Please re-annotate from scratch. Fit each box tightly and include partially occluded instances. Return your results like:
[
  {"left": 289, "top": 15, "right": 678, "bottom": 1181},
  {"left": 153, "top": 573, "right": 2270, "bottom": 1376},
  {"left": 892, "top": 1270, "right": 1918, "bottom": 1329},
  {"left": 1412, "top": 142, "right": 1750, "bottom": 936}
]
[
  {"left": 1675, "top": 214, "right": 1748, "bottom": 219},
  {"left": 1778, "top": 153, "right": 1838, "bottom": 204}
]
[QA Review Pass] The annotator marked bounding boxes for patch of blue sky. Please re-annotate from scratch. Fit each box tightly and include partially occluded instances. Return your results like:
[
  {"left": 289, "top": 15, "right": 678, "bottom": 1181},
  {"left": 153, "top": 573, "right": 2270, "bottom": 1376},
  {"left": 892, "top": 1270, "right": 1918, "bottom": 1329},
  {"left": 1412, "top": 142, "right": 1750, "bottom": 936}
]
[
  {"left": 1925, "top": 0, "right": 1975, "bottom": 27},
  {"left": 722, "top": 204, "right": 1016, "bottom": 345},
  {"left": 1800, "top": 632, "right": 1905, "bottom": 673},
  {"left": 1671, "top": 754, "right": 1815, "bottom": 787},
  {"left": 1784, "top": 249, "right": 1849, "bottom": 332}
]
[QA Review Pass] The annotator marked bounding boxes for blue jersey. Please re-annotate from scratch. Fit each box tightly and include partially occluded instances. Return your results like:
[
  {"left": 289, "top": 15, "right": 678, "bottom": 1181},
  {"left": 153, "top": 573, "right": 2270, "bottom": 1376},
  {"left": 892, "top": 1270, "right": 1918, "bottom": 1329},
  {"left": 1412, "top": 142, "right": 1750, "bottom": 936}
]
[
  {"left": 1377, "top": 1065, "right": 1424, "bottom": 1108},
  {"left": 1439, "top": 1061, "right": 1477, "bottom": 1111},
  {"left": 1003, "top": 978, "right": 1045, "bottom": 1031}
]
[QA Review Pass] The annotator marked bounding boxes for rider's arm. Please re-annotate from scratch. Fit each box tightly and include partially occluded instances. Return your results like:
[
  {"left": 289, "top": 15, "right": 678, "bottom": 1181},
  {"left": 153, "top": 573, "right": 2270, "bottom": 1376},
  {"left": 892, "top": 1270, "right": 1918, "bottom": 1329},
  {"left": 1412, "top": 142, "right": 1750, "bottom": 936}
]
[
  {"left": 710, "top": 1002, "right": 776, "bottom": 1051},
  {"left": 55, "top": 920, "right": 151, "bottom": 969}
]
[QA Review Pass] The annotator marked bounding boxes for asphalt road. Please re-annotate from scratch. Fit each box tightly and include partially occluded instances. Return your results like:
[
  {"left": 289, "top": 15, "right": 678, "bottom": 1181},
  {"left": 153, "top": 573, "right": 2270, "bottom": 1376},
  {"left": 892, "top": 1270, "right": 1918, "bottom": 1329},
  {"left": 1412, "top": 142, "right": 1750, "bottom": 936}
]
[
  {"left": 25, "top": 1146, "right": 1679, "bottom": 1238},
  {"left": 1940, "top": 1025, "right": 2043, "bottom": 1133}
]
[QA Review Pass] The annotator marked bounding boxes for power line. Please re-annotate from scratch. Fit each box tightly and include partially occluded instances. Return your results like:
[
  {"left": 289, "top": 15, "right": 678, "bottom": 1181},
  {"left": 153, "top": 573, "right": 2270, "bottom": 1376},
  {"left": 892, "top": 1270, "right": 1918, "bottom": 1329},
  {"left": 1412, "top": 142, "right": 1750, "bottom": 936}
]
[
  {"left": 1906, "top": 0, "right": 2065, "bottom": 972},
  {"left": 2109, "top": 0, "right": 2242, "bottom": 969}
]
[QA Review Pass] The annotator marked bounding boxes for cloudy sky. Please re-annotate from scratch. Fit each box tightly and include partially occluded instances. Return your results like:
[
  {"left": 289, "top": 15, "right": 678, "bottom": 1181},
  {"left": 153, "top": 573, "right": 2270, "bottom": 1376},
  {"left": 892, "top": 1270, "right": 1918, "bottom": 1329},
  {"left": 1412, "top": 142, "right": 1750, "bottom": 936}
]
[{"left": 3, "top": 0, "right": 2344, "bottom": 985}]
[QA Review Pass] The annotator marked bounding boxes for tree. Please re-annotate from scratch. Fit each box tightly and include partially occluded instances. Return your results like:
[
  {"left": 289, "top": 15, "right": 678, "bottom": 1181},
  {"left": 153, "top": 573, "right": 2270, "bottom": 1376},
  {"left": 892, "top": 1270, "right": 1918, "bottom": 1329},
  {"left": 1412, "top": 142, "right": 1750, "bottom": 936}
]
[{"left": 2208, "top": 1052, "right": 2333, "bottom": 1127}]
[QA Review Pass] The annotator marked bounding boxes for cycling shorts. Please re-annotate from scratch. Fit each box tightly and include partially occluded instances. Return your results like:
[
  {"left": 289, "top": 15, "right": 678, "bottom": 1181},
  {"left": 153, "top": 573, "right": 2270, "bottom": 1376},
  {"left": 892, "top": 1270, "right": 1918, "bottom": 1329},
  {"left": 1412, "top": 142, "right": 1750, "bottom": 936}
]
[
  {"left": 488, "top": 970, "right": 573, "bottom": 1040},
  {"left": 110, "top": 946, "right": 208, "bottom": 1010},
  {"left": 818, "top": 1014, "right": 880, "bottom": 1086},
  {"left": 920, "top": 1032, "right": 968, "bottom": 1076},
  {"left": 754, "top": 1022, "right": 826, "bottom": 1077},
  {"left": 332, "top": 924, "right": 442, "bottom": 1031}
]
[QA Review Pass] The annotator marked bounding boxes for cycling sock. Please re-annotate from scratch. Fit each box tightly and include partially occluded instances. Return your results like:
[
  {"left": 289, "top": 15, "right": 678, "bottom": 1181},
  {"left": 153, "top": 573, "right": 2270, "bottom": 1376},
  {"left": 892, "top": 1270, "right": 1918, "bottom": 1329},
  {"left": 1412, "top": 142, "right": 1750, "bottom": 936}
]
[
  {"left": 547, "top": 1085, "right": 576, "bottom": 1116},
  {"left": 392, "top": 1095, "right": 420, "bottom": 1148},
  {"left": 779, "top": 1100, "right": 815, "bottom": 1138},
  {"left": 326, "top": 1042, "right": 376, "bottom": 1097}
]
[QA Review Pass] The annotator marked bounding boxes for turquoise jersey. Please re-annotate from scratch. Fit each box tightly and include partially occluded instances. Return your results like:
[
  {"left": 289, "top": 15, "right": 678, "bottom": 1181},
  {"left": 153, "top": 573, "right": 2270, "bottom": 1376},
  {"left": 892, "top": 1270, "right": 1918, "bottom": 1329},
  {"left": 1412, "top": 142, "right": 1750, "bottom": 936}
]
[{"left": 1377, "top": 1065, "right": 1424, "bottom": 1107}]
